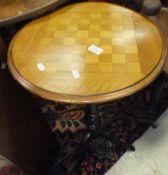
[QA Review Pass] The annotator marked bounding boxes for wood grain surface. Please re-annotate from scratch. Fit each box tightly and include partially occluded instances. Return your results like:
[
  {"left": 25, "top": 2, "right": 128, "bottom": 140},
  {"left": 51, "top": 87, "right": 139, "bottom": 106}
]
[
  {"left": 8, "top": 2, "right": 167, "bottom": 104},
  {"left": 0, "top": 0, "right": 69, "bottom": 27}
]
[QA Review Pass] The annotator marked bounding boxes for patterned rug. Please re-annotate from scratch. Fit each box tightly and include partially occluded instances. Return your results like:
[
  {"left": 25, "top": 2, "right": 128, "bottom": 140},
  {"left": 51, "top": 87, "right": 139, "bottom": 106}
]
[{"left": 37, "top": 72, "right": 168, "bottom": 175}]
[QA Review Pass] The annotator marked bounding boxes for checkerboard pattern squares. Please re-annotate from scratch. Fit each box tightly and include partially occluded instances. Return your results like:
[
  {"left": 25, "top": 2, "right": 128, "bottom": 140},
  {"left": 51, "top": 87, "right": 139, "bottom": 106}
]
[{"left": 37, "top": 6, "right": 141, "bottom": 74}]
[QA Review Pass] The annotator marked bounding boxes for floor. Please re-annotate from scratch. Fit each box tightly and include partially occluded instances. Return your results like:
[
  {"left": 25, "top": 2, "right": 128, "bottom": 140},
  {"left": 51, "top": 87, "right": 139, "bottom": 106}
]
[
  {"left": 106, "top": 108, "right": 168, "bottom": 175},
  {"left": 106, "top": 7, "right": 168, "bottom": 175}
]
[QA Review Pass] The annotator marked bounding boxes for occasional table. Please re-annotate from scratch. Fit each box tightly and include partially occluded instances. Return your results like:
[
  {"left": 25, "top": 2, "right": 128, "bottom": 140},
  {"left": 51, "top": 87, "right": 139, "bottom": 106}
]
[
  {"left": 0, "top": 0, "right": 70, "bottom": 27},
  {"left": 7, "top": 2, "right": 167, "bottom": 104},
  {"left": 7, "top": 2, "right": 167, "bottom": 173}
]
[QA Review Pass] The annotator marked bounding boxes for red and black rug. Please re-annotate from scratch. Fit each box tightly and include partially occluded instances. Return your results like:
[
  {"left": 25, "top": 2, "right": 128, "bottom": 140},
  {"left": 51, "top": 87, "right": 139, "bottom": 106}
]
[{"left": 38, "top": 73, "right": 168, "bottom": 175}]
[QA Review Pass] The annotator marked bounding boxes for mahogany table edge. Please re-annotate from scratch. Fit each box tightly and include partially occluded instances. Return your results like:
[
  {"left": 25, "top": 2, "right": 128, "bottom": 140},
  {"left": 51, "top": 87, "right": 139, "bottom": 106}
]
[
  {"left": 7, "top": 3, "right": 168, "bottom": 104},
  {"left": 0, "top": 0, "right": 70, "bottom": 28}
]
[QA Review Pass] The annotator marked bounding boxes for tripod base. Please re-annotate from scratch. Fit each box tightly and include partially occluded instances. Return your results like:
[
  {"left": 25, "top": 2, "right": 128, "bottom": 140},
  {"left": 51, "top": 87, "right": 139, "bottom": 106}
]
[{"left": 51, "top": 104, "right": 135, "bottom": 175}]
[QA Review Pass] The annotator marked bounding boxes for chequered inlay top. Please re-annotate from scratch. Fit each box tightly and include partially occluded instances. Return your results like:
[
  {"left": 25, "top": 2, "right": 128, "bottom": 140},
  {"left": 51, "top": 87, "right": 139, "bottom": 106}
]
[{"left": 11, "top": 2, "right": 163, "bottom": 97}]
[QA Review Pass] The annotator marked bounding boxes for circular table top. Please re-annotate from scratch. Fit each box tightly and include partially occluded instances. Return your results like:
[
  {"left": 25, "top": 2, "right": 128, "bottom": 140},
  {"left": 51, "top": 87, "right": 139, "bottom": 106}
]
[
  {"left": 8, "top": 2, "right": 167, "bottom": 104},
  {"left": 0, "top": 0, "right": 69, "bottom": 27}
]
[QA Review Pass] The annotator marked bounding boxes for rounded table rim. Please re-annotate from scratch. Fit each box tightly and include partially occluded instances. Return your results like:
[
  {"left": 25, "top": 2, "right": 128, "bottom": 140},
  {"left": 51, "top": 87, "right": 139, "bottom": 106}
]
[{"left": 7, "top": 2, "right": 168, "bottom": 104}]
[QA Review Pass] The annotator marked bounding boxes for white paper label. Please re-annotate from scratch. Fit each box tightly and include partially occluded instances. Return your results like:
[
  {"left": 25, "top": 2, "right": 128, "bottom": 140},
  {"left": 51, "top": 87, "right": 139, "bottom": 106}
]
[
  {"left": 88, "top": 45, "right": 103, "bottom": 55},
  {"left": 37, "top": 63, "right": 46, "bottom": 71},
  {"left": 72, "top": 70, "right": 80, "bottom": 79}
]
